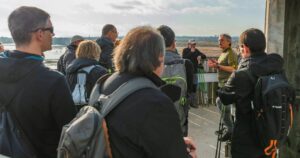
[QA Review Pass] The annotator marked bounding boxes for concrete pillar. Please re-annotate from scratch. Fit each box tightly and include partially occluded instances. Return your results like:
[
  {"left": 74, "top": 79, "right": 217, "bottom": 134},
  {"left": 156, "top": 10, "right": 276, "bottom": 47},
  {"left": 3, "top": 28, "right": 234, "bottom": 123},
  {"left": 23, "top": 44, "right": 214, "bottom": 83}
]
[
  {"left": 264, "top": 1, "right": 300, "bottom": 157},
  {"left": 264, "top": 0, "right": 285, "bottom": 56}
]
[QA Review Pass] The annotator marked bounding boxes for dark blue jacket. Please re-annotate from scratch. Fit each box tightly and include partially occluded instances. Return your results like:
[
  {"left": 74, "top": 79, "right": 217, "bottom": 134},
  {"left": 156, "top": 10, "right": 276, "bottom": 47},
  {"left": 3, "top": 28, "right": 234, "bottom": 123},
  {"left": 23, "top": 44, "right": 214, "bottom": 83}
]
[
  {"left": 57, "top": 44, "right": 77, "bottom": 74},
  {"left": 96, "top": 36, "right": 114, "bottom": 70}
]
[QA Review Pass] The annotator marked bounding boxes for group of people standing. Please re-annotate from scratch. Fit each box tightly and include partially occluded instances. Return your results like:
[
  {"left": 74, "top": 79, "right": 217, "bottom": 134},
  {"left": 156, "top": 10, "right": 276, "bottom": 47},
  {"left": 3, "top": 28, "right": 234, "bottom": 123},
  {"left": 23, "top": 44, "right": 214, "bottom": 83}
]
[{"left": 0, "top": 5, "right": 287, "bottom": 158}]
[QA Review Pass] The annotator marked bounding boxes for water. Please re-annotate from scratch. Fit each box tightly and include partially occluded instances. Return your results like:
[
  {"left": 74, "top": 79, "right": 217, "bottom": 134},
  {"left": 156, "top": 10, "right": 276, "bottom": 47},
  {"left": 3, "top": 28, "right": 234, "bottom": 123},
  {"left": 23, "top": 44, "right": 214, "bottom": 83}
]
[{"left": 3, "top": 43, "right": 65, "bottom": 69}]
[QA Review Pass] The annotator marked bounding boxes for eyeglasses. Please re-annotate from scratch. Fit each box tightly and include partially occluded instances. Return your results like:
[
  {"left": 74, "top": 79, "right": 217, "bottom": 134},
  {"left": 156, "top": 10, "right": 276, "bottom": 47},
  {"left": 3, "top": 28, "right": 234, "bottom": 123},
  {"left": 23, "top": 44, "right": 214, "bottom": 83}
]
[{"left": 32, "top": 27, "right": 54, "bottom": 34}]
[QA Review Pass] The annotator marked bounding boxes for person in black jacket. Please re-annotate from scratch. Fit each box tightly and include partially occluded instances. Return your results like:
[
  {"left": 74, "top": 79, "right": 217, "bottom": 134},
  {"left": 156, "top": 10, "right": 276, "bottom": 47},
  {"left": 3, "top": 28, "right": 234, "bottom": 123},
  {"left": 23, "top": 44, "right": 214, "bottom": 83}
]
[
  {"left": 66, "top": 40, "right": 107, "bottom": 109},
  {"left": 182, "top": 39, "right": 207, "bottom": 73},
  {"left": 57, "top": 35, "right": 84, "bottom": 75},
  {"left": 218, "top": 28, "right": 284, "bottom": 158},
  {"left": 182, "top": 39, "right": 207, "bottom": 108},
  {"left": 96, "top": 24, "right": 118, "bottom": 71},
  {"left": 0, "top": 6, "right": 76, "bottom": 158},
  {"left": 94, "top": 26, "right": 197, "bottom": 158},
  {"left": 157, "top": 25, "right": 194, "bottom": 136}
]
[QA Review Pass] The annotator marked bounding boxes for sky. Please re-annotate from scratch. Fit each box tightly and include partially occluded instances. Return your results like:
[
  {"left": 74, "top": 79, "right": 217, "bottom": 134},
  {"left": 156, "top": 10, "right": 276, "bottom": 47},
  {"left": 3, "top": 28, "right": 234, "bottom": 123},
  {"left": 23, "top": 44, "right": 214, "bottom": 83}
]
[{"left": 0, "top": 0, "right": 265, "bottom": 37}]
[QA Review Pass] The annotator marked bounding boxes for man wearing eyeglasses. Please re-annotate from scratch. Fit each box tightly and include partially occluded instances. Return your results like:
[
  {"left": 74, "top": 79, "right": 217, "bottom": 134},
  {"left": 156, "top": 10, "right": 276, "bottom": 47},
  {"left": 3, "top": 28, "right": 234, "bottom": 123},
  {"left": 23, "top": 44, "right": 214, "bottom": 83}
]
[
  {"left": 208, "top": 34, "right": 238, "bottom": 142},
  {"left": 96, "top": 24, "right": 118, "bottom": 72},
  {"left": 0, "top": 6, "right": 76, "bottom": 158}
]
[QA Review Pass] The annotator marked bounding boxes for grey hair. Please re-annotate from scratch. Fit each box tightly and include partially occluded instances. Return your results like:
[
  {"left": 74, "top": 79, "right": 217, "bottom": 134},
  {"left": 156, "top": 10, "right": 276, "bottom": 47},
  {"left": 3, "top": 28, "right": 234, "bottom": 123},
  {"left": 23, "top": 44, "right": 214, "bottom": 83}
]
[
  {"left": 8, "top": 6, "right": 50, "bottom": 46},
  {"left": 113, "top": 26, "right": 165, "bottom": 75},
  {"left": 220, "top": 33, "right": 232, "bottom": 44}
]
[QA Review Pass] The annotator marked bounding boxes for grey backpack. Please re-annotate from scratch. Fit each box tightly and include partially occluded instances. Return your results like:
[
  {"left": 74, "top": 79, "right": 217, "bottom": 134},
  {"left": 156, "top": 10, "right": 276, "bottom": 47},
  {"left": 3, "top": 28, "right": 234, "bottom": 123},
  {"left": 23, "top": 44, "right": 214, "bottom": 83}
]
[
  {"left": 161, "top": 55, "right": 188, "bottom": 136},
  {"left": 72, "top": 65, "right": 97, "bottom": 106},
  {"left": 57, "top": 76, "right": 157, "bottom": 158}
]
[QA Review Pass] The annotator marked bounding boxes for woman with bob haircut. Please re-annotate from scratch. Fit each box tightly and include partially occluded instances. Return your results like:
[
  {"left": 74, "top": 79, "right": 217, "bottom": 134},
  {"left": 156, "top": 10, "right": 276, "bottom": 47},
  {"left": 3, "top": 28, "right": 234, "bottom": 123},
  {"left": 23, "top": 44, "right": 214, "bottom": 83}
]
[
  {"left": 66, "top": 40, "right": 107, "bottom": 110},
  {"left": 91, "top": 26, "right": 197, "bottom": 158}
]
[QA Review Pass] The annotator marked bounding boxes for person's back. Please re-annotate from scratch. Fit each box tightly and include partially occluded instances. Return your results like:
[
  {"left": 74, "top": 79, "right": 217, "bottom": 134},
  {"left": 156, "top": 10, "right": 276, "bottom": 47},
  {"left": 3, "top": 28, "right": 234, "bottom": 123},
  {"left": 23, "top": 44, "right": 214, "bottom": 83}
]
[
  {"left": 91, "top": 26, "right": 196, "bottom": 158},
  {"left": 157, "top": 25, "right": 194, "bottom": 135},
  {"left": 0, "top": 6, "right": 76, "bottom": 158},
  {"left": 66, "top": 40, "right": 107, "bottom": 109}
]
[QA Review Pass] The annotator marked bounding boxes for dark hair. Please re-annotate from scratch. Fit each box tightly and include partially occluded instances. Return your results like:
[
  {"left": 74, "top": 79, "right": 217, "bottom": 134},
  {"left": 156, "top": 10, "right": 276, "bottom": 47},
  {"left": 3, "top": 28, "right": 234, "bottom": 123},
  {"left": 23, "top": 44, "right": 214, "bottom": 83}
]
[
  {"left": 8, "top": 6, "right": 50, "bottom": 46},
  {"left": 113, "top": 26, "right": 165, "bottom": 75},
  {"left": 239, "top": 28, "right": 266, "bottom": 53},
  {"left": 157, "top": 25, "right": 175, "bottom": 47},
  {"left": 102, "top": 24, "right": 116, "bottom": 36}
]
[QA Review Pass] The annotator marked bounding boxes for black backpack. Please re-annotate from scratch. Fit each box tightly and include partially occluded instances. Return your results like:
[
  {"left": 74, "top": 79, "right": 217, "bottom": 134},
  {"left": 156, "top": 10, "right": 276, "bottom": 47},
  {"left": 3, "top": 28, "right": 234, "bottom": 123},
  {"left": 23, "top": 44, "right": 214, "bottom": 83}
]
[{"left": 247, "top": 71, "right": 295, "bottom": 157}]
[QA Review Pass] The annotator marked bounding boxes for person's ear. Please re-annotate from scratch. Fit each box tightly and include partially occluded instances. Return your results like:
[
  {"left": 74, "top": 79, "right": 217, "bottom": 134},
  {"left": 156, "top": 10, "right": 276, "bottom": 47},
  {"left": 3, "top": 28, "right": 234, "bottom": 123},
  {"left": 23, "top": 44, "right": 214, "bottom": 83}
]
[{"left": 32, "top": 30, "right": 43, "bottom": 42}]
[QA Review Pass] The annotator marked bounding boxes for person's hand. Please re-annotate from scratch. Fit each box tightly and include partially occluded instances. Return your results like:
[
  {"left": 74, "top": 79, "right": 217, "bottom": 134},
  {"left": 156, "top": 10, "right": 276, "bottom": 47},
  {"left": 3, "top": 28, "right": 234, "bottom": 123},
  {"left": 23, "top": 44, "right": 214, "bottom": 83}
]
[
  {"left": 197, "top": 56, "right": 202, "bottom": 64},
  {"left": 207, "top": 59, "right": 217, "bottom": 68},
  {"left": 184, "top": 137, "right": 197, "bottom": 158}
]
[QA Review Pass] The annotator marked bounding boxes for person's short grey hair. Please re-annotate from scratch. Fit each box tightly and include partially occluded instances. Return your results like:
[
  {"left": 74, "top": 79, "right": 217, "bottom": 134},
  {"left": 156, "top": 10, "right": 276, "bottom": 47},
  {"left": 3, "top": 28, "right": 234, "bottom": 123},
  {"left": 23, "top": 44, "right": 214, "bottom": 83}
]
[
  {"left": 8, "top": 6, "right": 50, "bottom": 46},
  {"left": 220, "top": 33, "right": 232, "bottom": 43},
  {"left": 113, "top": 26, "right": 165, "bottom": 75}
]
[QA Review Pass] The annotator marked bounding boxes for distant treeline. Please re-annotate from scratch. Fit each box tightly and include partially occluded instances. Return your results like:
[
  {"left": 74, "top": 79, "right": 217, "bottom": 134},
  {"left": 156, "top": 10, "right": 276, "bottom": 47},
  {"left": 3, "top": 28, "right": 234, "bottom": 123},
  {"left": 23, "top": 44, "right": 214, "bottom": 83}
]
[{"left": 0, "top": 36, "right": 238, "bottom": 47}]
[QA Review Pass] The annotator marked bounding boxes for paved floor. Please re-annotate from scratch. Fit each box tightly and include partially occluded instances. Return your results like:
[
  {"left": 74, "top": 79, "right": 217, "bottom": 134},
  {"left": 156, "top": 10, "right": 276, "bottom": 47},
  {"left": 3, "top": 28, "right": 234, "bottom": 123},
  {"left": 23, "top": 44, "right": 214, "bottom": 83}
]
[{"left": 188, "top": 105, "right": 227, "bottom": 158}]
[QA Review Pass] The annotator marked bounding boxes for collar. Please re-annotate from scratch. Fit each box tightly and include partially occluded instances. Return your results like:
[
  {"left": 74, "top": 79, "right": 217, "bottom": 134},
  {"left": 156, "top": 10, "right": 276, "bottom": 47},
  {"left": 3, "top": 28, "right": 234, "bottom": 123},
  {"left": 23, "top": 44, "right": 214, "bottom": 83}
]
[{"left": 3, "top": 50, "right": 44, "bottom": 61}]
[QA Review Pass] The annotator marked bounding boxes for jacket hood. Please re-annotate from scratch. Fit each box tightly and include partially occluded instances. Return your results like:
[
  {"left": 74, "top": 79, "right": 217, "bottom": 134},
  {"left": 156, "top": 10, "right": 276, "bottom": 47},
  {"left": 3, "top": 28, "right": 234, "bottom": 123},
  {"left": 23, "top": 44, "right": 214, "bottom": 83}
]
[
  {"left": 0, "top": 51, "right": 42, "bottom": 84},
  {"left": 96, "top": 36, "right": 114, "bottom": 49},
  {"left": 164, "top": 50, "right": 181, "bottom": 64},
  {"left": 249, "top": 52, "right": 284, "bottom": 76},
  {"left": 67, "top": 44, "right": 77, "bottom": 53},
  {"left": 66, "top": 58, "right": 99, "bottom": 74}
]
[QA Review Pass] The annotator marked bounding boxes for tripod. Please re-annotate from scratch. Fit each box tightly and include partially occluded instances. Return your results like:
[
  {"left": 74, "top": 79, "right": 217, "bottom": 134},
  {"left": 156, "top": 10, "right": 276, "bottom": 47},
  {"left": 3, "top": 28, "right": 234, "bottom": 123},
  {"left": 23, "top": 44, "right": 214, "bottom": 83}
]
[{"left": 215, "top": 106, "right": 225, "bottom": 158}]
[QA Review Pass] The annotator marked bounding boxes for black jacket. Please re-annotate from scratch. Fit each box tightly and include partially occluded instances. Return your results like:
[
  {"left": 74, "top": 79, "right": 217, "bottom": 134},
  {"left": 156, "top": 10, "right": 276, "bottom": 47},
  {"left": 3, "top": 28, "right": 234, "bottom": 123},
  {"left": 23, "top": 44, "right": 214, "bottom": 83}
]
[
  {"left": 0, "top": 50, "right": 76, "bottom": 158},
  {"left": 96, "top": 36, "right": 114, "bottom": 70},
  {"left": 66, "top": 58, "right": 107, "bottom": 98},
  {"left": 182, "top": 48, "right": 207, "bottom": 73},
  {"left": 101, "top": 72, "right": 190, "bottom": 158},
  {"left": 218, "top": 52, "right": 284, "bottom": 158},
  {"left": 57, "top": 44, "right": 77, "bottom": 74}
]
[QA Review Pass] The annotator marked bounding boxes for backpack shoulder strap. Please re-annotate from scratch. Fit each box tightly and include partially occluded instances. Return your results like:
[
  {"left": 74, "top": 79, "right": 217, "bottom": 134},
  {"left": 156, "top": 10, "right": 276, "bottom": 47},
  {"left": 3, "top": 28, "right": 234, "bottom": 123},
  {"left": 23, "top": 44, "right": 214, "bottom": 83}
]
[
  {"left": 99, "top": 77, "right": 157, "bottom": 116},
  {"left": 75, "top": 65, "right": 97, "bottom": 86},
  {"left": 80, "top": 65, "right": 97, "bottom": 74}
]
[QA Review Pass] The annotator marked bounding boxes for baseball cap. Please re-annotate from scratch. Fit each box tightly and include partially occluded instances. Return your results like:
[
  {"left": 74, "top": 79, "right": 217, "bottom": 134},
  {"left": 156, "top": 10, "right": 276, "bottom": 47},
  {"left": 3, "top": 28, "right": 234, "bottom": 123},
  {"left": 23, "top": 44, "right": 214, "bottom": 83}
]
[
  {"left": 189, "top": 39, "right": 196, "bottom": 44},
  {"left": 71, "top": 35, "right": 84, "bottom": 43}
]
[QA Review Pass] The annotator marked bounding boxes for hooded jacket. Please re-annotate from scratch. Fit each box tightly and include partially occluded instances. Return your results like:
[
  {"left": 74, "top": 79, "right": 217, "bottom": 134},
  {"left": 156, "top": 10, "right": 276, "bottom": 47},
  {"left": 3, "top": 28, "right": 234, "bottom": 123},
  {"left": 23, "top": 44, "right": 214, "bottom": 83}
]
[
  {"left": 218, "top": 52, "right": 284, "bottom": 158},
  {"left": 96, "top": 36, "right": 114, "bottom": 70},
  {"left": 0, "top": 50, "right": 76, "bottom": 158},
  {"left": 66, "top": 58, "right": 107, "bottom": 98},
  {"left": 57, "top": 44, "right": 77, "bottom": 74}
]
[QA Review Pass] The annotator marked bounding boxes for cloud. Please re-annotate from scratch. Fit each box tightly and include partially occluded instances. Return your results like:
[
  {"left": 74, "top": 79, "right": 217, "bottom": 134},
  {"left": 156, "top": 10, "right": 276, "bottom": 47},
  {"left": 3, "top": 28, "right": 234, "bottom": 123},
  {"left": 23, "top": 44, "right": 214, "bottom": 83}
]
[
  {"left": 110, "top": 4, "right": 135, "bottom": 10},
  {"left": 180, "top": 6, "right": 227, "bottom": 14}
]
